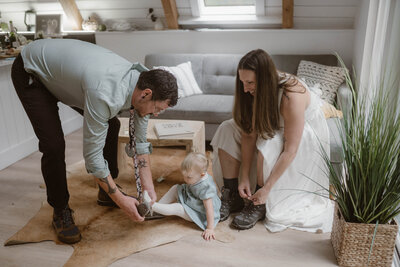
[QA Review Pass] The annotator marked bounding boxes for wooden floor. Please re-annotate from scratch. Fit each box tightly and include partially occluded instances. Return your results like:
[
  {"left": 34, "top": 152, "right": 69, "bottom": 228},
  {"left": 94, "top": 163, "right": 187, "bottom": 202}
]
[{"left": 0, "top": 128, "right": 338, "bottom": 267}]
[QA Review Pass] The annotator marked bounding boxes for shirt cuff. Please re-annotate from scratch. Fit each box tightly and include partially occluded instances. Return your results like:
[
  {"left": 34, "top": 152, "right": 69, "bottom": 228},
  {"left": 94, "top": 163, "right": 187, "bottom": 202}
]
[
  {"left": 125, "top": 142, "right": 153, "bottom": 157},
  {"left": 86, "top": 160, "right": 110, "bottom": 179}
]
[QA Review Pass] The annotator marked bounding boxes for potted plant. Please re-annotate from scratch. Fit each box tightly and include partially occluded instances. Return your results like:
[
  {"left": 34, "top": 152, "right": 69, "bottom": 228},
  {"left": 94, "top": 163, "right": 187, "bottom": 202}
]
[{"left": 323, "top": 58, "right": 400, "bottom": 267}]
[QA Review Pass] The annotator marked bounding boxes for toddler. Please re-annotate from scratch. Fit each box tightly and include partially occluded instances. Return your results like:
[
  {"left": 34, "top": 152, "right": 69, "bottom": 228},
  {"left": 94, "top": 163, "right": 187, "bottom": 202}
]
[{"left": 142, "top": 152, "right": 221, "bottom": 240}]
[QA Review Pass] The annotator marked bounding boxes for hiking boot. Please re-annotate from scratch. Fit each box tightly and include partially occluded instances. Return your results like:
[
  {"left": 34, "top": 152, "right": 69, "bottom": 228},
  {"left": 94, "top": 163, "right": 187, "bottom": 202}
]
[
  {"left": 231, "top": 201, "right": 266, "bottom": 230},
  {"left": 97, "top": 186, "right": 119, "bottom": 208},
  {"left": 219, "top": 187, "right": 244, "bottom": 222},
  {"left": 52, "top": 205, "right": 81, "bottom": 244},
  {"left": 97, "top": 184, "right": 126, "bottom": 208}
]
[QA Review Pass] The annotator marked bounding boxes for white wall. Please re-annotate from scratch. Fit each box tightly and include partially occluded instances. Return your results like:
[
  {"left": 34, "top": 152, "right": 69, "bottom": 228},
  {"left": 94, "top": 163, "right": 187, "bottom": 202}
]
[
  {"left": 96, "top": 29, "right": 354, "bottom": 68},
  {"left": 0, "top": 63, "right": 82, "bottom": 170},
  {"left": 0, "top": 0, "right": 359, "bottom": 32}
]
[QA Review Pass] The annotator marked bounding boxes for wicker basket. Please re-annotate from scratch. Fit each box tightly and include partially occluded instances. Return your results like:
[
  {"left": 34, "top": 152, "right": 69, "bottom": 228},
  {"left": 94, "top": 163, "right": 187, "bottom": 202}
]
[{"left": 331, "top": 206, "right": 398, "bottom": 267}]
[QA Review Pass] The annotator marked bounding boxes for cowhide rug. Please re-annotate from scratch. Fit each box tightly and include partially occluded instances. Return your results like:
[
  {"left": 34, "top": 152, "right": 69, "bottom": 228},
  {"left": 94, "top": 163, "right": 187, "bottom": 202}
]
[{"left": 4, "top": 147, "right": 233, "bottom": 267}]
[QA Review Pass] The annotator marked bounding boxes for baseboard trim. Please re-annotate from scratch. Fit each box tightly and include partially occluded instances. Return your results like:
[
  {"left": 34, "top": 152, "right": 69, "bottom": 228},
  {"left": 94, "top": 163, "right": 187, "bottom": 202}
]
[
  {"left": 0, "top": 115, "right": 83, "bottom": 171},
  {"left": 0, "top": 136, "right": 38, "bottom": 170}
]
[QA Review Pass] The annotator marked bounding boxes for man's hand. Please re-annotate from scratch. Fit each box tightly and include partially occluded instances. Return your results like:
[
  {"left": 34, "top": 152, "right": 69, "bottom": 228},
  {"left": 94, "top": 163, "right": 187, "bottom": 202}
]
[
  {"left": 143, "top": 188, "right": 157, "bottom": 204},
  {"left": 95, "top": 175, "right": 144, "bottom": 222},
  {"left": 116, "top": 194, "right": 145, "bottom": 222}
]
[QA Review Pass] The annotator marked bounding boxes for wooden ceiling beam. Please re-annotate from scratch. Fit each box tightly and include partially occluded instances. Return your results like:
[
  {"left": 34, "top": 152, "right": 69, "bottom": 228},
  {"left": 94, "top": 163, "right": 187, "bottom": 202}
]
[
  {"left": 59, "top": 0, "right": 83, "bottom": 30},
  {"left": 282, "top": 0, "right": 294, "bottom": 28},
  {"left": 161, "top": 0, "right": 179, "bottom": 29}
]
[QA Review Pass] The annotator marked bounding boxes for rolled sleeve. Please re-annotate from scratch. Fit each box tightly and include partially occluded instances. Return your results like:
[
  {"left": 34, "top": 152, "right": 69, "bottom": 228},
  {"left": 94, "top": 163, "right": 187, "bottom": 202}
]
[
  {"left": 124, "top": 112, "right": 152, "bottom": 157},
  {"left": 83, "top": 90, "right": 111, "bottom": 179},
  {"left": 125, "top": 142, "right": 153, "bottom": 156}
]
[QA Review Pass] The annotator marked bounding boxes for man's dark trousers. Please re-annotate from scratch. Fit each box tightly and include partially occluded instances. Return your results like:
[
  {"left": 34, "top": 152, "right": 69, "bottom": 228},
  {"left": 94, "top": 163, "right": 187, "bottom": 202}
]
[{"left": 11, "top": 54, "right": 120, "bottom": 210}]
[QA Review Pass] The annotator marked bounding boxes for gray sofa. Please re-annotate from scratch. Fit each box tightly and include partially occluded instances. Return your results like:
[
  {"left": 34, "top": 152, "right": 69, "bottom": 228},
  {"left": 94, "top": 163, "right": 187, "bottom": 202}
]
[{"left": 144, "top": 53, "right": 351, "bottom": 175}]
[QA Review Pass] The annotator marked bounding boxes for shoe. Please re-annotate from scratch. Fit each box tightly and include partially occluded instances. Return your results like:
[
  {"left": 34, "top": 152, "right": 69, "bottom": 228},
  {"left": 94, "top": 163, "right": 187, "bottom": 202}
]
[
  {"left": 231, "top": 201, "right": 266, "bottom": 230},
  {"left": 137, "top": 201, "right": 151, "bottom": 217},
  {"left": 219, "top": 187, "right": 245, "bottom": 222},
  {"left": 52, "top": 205, "right": 81, "bottom": 244},
  {"left": 97, "top": 184, "right": 125, "bottom": 208},
  {"left": 143, "top": 211, "right": 165, "bottom": 220},
  {"left": 137, "top": 191, "right": 165, "bottom": 220}
]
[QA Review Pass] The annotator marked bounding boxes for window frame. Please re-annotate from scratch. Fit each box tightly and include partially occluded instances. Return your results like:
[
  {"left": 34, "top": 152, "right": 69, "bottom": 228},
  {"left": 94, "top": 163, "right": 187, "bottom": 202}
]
[
  {"left": 181, "top": 0, "right": 286, "bottom": 29},
  {"left": 190, "top": 0, "right": 265, "bottom": 17}
]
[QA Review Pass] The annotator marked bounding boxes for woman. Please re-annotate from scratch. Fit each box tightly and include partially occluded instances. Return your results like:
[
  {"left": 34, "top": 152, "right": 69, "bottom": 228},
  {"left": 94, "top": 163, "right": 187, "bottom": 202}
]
[{"left": 211, "top": 49, "right": 333, "bottom": 232}]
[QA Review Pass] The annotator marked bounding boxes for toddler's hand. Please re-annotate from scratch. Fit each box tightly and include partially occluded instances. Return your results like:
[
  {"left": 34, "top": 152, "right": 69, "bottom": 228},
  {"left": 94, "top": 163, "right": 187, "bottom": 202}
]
[{"left": 202, "top": 228, "right": 215, "bottom": 241}]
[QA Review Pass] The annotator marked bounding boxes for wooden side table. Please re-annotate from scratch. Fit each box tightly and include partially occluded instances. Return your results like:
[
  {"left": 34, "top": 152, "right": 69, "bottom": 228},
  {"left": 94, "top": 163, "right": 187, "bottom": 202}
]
[{"left": 118, "top": 118, "right": 205, "bottom": 170}]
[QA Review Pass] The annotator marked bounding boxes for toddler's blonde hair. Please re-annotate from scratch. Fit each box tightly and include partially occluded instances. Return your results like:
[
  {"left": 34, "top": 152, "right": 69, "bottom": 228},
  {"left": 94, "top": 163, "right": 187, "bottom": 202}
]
[{"left": 181, "top": 152, "right": 208, "bottom": 174}]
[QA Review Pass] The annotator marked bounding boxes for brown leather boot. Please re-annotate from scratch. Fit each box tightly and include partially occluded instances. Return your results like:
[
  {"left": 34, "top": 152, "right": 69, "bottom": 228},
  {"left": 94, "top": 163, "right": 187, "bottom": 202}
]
[
  {"left": 52, "top": 205, "right": 81, "bottom": 244},
  {"left": 219, "top": 187, "right": 245, "bottom": 222},
  {"left": 231, "top": 201, "right": 266, "bottom": 230},
  {"left": 97, "top": 186, "right": 119, "bottom": 208}
]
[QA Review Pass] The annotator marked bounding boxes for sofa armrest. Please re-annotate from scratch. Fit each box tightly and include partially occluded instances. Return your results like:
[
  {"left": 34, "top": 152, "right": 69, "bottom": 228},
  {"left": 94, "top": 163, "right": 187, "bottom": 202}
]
[{"left": 337, "top": 82, "right": 352, "bottom": 119}]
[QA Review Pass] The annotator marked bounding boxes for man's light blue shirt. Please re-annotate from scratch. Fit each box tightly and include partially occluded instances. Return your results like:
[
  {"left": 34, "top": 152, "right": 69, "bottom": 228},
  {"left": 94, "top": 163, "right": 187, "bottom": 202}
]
[{"left": 21, "top": 39, "right": 151, "bottom": 179}]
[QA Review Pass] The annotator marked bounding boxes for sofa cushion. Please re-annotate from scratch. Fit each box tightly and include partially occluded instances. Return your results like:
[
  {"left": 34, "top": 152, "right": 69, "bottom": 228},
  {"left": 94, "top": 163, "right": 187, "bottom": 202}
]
[
  {"left": 202, "top": 54, "right": 242, "bottom": 95},
  {"left": 156, "top": 94, "right": 234, "bottom": 124},
  {"left": 153, "top": 61, "right": 203, "bottom": 98},
  {"left": 297, "top": 60, "right": 346, "bottom": 104},
  {"left": 145, "top": 54, "right": 205, "bottom": 90},
  {"left": 271, "top": 55, "right": 338, "bottom": 75}
]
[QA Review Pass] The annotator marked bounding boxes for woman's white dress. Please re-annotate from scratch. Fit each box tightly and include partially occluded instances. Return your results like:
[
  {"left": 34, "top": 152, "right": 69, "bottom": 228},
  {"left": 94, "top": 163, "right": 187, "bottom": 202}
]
[{"left": 211, "top": 79, "right": 334, "bottom": 233}]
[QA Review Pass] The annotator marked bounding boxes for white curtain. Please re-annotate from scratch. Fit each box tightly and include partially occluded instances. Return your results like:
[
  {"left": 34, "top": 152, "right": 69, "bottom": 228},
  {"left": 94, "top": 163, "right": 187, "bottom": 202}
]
[
  {"left": 357, "top": 2, "right": 400, "bottom": 266},
  {"left": 358, "top": 0, "right": 400, "bottom": 103}
]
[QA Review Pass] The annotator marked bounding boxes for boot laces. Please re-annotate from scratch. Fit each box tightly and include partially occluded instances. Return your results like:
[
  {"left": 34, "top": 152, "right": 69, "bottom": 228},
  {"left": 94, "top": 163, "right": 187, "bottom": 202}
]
[
  {"left": 61, "top": 207, "right": 74, "bottom": 227},
  {"left": 243, "top": 201, "right": 261, "bottom": 213}
]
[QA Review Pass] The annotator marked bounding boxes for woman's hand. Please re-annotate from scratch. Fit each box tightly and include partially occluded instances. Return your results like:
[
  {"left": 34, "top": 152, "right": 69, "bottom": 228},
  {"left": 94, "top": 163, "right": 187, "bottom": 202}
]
[
  {"left": 249, "top": 186, "right": 270, "bottom": 205},
  {"left": 238, "top": 177, "right": 252, "bottom": 198},
  {"left": 202, "top": 228, "right": 216, "bottom": 241}
]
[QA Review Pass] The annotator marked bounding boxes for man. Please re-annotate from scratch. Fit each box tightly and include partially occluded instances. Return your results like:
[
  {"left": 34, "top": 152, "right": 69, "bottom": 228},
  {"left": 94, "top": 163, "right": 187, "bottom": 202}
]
[{"left": 11, "top": 39, "right": 178, "bottom": 244}]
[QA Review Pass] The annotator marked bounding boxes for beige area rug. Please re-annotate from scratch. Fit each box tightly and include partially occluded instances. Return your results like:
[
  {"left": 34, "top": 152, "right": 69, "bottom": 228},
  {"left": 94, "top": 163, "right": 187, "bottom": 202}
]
[{"left": 4, "top": 147, "right": 234, "bottom": 267}]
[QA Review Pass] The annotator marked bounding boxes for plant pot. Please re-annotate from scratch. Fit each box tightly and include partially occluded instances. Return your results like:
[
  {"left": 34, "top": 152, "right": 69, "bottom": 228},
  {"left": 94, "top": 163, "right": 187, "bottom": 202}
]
[{"left": 331, "top": 205, "right": 398, "bottom": 267}]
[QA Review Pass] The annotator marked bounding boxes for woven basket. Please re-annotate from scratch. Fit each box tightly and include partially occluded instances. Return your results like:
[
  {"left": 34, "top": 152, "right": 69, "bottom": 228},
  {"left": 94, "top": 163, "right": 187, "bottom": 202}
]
[{"left": 331, "top": 206, "right": 398, "bottom": 267}]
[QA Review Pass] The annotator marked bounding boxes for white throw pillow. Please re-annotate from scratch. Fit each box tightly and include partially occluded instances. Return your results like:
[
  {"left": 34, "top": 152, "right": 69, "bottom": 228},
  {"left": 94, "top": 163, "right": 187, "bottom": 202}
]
[
  {"left": 297, "top": 60, "right": 346, "bottom": 104},
  {"left": 153, "top": 61, "right": 202, "bottom": 98}
]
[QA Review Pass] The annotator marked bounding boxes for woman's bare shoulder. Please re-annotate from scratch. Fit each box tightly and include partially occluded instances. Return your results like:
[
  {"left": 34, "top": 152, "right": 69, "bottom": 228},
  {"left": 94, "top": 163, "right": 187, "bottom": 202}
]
[{"left": 281, "top": 82, "right": 310, "bottom": 112}]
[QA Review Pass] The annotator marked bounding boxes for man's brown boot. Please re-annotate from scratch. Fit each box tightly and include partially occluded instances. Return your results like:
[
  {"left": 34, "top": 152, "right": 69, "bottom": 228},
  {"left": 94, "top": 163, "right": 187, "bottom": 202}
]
[
  {"left": 97, "top": 186, "right": 119, "bottom": 207},
  {"left": 52, "top": 205, "right": 81, "bottom": 244}
]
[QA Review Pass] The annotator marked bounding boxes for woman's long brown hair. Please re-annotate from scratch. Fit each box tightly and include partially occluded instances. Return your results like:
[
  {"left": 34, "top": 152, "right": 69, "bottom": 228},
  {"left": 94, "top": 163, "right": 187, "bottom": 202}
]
[{"left": 233, "top": 49, "right": 299, "bottom": 139}]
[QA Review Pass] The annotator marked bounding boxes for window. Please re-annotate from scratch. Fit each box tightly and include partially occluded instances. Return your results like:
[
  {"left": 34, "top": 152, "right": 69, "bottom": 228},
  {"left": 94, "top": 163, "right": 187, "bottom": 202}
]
[
  {"left": 182, "top": 0, "right": 280, "bottom": 28},
  {"left": 190, "top": 0, "right": 265, "bottom": 16}
]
